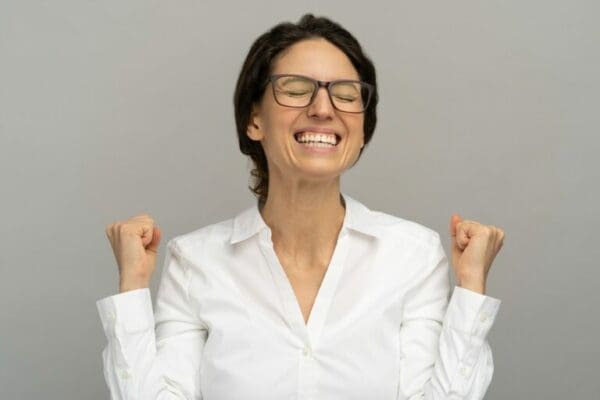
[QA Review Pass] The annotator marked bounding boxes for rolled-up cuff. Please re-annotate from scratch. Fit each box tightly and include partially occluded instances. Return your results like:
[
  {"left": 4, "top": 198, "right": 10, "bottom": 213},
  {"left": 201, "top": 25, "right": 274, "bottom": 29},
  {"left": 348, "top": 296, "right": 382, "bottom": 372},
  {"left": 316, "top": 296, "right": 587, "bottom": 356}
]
[
  {"left": 96, "top": 288, "right": 154, "bottom": 337},
  {"left": 443, "top": 286, "right": 501, "bottom": 339}
]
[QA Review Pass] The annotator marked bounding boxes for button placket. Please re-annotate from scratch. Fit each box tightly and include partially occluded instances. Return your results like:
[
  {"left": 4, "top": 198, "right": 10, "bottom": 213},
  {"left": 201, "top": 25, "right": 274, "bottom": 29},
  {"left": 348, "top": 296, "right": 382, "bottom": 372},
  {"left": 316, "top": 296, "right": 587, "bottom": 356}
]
[{"left": 298, "top": 343, "right": 316, "bottom": 400}]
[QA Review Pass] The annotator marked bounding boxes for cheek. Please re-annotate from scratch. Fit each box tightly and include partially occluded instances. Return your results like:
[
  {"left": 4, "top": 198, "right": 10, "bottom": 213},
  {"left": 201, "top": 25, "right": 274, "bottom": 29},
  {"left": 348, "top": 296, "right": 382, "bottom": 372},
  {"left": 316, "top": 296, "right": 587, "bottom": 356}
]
[
  {"left": 347, "top": 117, "right": 365, "bottom": 143},
  {"left": 259, "top": 113, "right": 297, "bottom": 156},
  {"left": 272, "top": 109, "right": 298, "bottom": 131},
  {"left": 264, "top": 112, "right": 301, "bottom": 147}
]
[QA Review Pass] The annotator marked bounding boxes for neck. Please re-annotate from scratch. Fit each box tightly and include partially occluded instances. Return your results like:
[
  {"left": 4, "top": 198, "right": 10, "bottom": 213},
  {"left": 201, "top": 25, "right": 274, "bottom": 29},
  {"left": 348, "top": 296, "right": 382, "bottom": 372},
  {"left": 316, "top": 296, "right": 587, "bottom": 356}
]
[{"left": 259, "top": 178, "right": 346, "bottom": 266}]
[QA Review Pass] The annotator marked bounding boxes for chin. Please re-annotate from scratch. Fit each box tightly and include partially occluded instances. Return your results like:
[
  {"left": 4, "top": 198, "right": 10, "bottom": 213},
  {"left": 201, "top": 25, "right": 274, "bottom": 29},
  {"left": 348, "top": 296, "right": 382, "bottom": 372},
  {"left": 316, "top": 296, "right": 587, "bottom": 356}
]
[{"left": 296, "top": 166, "right": 345, "bottom": 181}]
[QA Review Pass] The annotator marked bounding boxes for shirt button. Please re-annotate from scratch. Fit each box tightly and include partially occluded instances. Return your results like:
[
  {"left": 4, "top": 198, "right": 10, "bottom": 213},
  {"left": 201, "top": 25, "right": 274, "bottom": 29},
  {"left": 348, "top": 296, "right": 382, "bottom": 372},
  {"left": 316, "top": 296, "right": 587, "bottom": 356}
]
[
  {"left": 302, "top": 346, "right": 312, "bottom": 358},
  {"left": 120, "top": 369, "right": 130, "bottom": 379},
  {"left": 108, "top": 311, "right": 116, "bottom": 321},
  {"left": 459, "top": 366, "right": 470, "bottom": 377},
  {"left": 479, "top": 312, "right": 489, "bottom": 323}
]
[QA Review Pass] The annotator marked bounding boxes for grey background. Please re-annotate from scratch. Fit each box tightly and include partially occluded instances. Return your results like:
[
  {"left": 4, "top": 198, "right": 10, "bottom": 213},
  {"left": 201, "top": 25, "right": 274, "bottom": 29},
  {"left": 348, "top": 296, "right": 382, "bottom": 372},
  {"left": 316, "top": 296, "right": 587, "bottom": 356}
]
[{"left": 1, "top": 1, "right": 598, "bottom": 399}]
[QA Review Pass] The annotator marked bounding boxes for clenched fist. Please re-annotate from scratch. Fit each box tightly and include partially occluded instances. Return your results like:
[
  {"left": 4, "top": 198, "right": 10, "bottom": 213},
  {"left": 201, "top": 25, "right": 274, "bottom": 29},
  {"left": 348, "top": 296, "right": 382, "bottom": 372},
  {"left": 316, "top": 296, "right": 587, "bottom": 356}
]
[
  {"left": 105, "top": 214, "right": 162, "bottom": 293},
  {"left": 449, "top": 214, "right": 505, "bottom": 295}
]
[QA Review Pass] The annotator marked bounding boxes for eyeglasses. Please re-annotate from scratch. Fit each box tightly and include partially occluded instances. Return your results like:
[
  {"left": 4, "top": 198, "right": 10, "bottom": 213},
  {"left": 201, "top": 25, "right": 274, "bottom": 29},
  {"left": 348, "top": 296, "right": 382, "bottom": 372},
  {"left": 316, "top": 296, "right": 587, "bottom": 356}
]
[{"left": 267, "top": 74, "right": 374, "bottom": 113}]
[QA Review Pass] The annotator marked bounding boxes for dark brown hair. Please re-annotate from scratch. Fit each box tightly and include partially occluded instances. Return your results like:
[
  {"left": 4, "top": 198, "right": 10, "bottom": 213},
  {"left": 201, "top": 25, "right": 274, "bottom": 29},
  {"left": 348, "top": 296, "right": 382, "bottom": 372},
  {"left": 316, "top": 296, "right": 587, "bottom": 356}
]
[{"left": 233, "top": 14, "right": 378, "bottom": 206}]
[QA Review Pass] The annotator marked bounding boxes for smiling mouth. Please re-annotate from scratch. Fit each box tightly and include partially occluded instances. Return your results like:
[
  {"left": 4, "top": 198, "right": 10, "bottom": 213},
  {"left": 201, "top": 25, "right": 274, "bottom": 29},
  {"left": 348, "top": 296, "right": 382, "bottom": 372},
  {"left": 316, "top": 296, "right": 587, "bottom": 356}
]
[{"left": 293, "top": 132, "right": 342, "bottom": 146}]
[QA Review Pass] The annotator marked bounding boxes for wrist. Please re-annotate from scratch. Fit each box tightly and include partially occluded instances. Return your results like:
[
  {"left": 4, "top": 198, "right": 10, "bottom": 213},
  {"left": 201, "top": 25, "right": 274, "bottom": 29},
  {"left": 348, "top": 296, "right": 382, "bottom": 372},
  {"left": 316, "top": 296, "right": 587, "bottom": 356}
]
[
  {"left": 119, "top": 279, "right": 150, "bottom": 293},
  {"left": 457, "top": 276, "right": 486, "bottom": 295}
]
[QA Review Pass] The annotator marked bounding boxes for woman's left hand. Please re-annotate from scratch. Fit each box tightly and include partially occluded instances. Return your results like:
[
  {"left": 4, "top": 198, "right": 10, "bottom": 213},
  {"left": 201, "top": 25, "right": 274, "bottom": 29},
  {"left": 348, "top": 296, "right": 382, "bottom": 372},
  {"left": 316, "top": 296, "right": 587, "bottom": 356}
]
[{"left": 449, "top": 214, "right": 505, "bottom": 294}]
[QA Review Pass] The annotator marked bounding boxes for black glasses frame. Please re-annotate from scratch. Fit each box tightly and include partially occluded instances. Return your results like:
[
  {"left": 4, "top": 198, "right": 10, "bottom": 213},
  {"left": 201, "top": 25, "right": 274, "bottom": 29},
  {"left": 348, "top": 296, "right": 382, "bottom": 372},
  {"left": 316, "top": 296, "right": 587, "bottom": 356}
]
[{"left": 267, "top": 74, "right": 374, "bottom": 114}]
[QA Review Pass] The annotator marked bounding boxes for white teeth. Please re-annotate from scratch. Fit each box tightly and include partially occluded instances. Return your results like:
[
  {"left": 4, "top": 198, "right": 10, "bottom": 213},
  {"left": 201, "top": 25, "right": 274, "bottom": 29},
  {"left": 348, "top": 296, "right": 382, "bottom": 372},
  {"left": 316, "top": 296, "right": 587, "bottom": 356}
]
[
  {"left": 295, "top": 132, "right": 338, "bottom": 145},
  {"left": 301, "top": 141, "right": 335, "bottom": 148}
]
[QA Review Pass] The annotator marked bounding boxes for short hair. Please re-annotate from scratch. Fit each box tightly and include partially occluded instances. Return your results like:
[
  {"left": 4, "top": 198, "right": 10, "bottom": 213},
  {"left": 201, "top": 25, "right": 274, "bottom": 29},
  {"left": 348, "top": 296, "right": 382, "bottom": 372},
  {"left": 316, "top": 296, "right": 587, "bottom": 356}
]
[{"left": 233, "top": 13, "right": 378, "bottom": 207}]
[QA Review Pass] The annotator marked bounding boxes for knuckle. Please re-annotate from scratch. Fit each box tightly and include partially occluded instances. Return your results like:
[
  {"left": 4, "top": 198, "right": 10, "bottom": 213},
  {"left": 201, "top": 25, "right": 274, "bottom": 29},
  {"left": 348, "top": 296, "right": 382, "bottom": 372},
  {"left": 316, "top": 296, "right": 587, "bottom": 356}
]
[{"left": 117, "top": 223, "right": 134, "bottom": 235}]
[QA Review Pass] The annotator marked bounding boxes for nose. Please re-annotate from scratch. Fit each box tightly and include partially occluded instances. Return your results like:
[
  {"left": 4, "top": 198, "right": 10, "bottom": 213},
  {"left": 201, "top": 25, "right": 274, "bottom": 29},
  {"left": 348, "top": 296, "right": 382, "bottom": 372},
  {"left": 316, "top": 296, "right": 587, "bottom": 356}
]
[{"left": 307, "top": 86, "right": 335, "bottom": 119}]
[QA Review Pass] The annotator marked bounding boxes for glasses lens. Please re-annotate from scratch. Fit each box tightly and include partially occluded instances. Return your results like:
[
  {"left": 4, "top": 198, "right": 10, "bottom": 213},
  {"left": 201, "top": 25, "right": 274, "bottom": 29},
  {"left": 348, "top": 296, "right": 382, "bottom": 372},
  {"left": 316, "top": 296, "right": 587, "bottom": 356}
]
[
  {"left": 273, "top": 76, "right": 315, "bottom": 107},
  {"left": 330, "top": 81, "right": 369, "bottom": 112}
]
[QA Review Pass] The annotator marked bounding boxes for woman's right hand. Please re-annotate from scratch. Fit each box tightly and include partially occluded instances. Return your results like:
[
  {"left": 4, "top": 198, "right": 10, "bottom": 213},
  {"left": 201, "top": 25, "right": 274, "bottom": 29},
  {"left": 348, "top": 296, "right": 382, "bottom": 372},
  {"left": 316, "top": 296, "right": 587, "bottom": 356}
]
[{"left": 105, "top": 214, "right": 162, "bottom": 293}]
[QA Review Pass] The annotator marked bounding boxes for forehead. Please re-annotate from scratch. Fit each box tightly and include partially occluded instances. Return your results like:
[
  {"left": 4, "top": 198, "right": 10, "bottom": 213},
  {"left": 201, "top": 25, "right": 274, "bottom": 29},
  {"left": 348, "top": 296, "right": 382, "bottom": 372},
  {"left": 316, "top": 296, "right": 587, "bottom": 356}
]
[{"left": 271, "top": 38, "right": 360, "bottom": 81}]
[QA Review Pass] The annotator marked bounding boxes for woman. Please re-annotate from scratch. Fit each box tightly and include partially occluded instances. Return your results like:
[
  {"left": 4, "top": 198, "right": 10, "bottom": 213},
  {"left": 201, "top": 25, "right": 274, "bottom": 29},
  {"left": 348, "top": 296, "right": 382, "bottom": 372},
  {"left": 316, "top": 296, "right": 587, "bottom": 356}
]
[{"left": 98, "top": 14, "right": 505, "bottom": 400}]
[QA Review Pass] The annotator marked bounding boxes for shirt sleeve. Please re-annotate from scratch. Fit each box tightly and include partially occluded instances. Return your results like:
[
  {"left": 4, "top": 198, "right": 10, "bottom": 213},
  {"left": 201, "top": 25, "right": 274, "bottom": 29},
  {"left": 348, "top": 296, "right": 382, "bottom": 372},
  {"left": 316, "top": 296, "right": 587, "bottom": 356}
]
[
  {"left": 96, "top": 239, "right": 208, "bottom": 399},
  {"left": 397, "top": 234, "right": 501, "bottom": 400}
]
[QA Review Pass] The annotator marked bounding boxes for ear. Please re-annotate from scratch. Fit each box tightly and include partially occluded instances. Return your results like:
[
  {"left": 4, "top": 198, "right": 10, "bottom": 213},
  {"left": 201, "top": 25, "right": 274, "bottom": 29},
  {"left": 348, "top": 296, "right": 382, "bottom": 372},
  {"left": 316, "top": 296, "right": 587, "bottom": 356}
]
[{"left": 246, "top": 104, "right": 264, "bottom": 141}]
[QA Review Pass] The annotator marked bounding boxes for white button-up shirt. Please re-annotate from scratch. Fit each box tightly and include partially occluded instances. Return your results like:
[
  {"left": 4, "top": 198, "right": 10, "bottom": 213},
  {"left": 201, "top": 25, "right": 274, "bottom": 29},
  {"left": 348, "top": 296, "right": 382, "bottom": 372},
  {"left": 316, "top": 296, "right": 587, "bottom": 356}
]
[{"left": 97, "top": 193, "right": 501, "bottom": 400}]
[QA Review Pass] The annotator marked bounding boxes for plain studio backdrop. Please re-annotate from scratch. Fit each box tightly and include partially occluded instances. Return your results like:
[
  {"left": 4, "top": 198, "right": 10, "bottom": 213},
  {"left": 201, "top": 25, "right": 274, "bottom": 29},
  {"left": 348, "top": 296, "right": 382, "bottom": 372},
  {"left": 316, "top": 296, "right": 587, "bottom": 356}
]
[{"left": 1, "top": 1, "right": 598, "bottom": 399}]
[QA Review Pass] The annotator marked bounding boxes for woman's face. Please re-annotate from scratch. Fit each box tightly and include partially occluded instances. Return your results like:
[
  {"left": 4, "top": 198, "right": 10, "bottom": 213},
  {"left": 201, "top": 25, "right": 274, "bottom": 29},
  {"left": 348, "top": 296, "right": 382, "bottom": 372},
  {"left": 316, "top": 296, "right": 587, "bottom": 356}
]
[{"left": 247, "top": 38, "right": 365, "bottom": 185}]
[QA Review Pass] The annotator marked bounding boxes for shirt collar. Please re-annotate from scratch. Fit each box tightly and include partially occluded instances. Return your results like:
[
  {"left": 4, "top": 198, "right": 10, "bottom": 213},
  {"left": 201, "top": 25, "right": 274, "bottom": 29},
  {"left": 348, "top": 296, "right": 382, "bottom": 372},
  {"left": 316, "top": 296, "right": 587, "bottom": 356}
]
[{"left": 229, "top": 192, "right": 381, "bottom": 245}]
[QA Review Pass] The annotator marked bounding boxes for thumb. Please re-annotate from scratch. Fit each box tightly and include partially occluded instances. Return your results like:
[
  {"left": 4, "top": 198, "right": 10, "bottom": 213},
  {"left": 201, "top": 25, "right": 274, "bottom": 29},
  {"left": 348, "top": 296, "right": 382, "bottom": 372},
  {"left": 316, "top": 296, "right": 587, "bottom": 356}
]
[
  {"left": 450, "top": 213, "right": 462, "bottom": 239},
  {"left": 146, "top": 226, "right": 161, "bottom": 254}
]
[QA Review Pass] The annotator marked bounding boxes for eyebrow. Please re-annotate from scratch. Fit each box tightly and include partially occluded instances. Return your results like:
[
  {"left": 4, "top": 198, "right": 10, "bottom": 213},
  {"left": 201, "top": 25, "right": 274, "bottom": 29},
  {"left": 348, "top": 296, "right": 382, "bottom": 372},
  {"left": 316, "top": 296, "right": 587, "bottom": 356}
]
[{"left": 275, "top": 74, "right": 362, "bottom": 82}]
